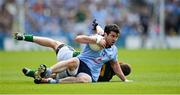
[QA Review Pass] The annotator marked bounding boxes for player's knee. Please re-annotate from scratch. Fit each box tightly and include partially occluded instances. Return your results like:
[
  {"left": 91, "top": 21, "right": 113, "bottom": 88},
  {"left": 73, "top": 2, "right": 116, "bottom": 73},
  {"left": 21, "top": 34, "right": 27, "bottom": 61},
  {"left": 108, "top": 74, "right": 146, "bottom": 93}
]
[
  {"left": 77, "top": 73, "right": 92, "bottom": 83},
  {"left": 67, "top": 58, "right": 79, "bottom": 70}
]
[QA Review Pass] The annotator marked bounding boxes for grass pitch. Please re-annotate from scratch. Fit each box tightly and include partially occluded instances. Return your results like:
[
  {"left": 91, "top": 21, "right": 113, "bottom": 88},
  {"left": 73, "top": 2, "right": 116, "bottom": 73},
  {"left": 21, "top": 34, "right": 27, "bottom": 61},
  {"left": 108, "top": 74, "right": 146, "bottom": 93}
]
[{"left": 0, "top": 49, "right": 180, "bottom": 94}]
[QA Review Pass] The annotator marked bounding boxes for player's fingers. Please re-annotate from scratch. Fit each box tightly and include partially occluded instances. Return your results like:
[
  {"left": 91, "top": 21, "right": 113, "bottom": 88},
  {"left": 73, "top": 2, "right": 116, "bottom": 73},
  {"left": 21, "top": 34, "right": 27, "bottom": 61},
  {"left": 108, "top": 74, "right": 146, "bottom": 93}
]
[{"left": 124, "top": 79, "right": 133, "bottom": 82}]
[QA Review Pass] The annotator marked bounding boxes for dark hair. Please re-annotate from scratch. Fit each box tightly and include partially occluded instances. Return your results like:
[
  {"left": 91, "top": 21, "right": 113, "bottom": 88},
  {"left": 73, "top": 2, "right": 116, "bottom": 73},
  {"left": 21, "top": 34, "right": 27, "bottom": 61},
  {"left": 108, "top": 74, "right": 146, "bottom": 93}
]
[
  {"left": 120, "top": 64, "right": 131, "bottom": 76},
  {"left": 104, "top": 24, "right": 120, "bottom": 35}
]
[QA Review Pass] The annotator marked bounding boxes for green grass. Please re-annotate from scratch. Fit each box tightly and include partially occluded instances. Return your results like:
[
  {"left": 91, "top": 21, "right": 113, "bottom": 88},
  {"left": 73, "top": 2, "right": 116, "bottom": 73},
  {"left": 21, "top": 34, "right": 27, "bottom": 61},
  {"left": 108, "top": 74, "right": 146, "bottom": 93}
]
[{"left": 0, "top": 49, "right": 180, "bottom": 94}]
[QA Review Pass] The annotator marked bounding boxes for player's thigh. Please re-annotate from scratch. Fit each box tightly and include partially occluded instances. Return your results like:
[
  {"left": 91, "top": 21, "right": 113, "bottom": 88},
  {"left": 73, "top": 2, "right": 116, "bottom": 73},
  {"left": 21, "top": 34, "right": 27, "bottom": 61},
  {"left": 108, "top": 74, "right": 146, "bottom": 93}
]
[
  {"left": 56, "top": 46, "right": 74, "bottom": 62},
  {"left": 76, "top": 72, "right": 92, "bottom": 83}
]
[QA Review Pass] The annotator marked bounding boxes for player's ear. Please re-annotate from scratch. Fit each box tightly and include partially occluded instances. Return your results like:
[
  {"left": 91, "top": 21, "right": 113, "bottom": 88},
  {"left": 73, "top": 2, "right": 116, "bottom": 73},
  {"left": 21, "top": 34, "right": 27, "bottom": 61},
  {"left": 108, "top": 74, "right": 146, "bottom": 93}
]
[{"left": 104, "top": 32, "right": 107, "bottom": 37}]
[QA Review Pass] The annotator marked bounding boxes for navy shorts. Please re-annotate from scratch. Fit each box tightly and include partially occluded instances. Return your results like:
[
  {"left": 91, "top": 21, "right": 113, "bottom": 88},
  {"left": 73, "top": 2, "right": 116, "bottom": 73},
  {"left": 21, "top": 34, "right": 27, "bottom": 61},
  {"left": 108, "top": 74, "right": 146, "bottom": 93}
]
[{"left": 77, "top": 59, "right": 95, "bottom": 82}]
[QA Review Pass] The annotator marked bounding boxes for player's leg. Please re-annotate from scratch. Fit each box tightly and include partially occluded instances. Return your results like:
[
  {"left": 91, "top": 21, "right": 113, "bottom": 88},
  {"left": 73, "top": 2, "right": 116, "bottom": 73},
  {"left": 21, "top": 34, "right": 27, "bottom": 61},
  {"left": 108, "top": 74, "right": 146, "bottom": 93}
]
[
  {"left": 35, "top": 73, "right": 92, "bottom": 84},
  {"left": 14, "top": 33, "right": 62, "bottom": 51},
  {"left": 35, "top": 57, "right": 80, "bottom": 79}
]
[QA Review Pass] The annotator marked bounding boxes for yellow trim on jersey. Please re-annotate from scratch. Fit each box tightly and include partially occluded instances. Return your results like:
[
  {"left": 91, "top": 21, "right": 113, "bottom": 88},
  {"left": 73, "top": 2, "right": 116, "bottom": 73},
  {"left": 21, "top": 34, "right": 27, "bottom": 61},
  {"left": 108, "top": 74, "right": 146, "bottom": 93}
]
[{"left": 100, "top": 64, "right": 106, "bottom": 76}]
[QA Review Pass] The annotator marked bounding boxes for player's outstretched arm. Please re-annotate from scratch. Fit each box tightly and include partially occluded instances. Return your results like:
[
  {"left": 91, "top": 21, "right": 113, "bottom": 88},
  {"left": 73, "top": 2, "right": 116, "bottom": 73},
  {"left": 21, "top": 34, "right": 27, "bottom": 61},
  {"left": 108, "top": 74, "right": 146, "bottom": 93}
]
[{"left": 92, "top": 19, "right": 104, "bottom": 35}]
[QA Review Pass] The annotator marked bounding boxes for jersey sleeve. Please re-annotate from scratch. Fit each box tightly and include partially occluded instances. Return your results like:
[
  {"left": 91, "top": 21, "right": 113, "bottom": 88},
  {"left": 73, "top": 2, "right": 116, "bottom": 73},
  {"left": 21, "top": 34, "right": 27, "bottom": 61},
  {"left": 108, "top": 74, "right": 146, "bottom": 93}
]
[{"left": 112, "top": 46, "right": 118, "bottom": 62}]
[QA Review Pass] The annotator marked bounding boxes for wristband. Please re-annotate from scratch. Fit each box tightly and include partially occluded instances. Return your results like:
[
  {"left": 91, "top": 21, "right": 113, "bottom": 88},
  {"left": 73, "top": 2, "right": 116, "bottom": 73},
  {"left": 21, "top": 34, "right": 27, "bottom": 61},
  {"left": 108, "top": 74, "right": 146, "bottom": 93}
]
[{"left": 96, "top": 35, "right": 103, "bottom": 44}]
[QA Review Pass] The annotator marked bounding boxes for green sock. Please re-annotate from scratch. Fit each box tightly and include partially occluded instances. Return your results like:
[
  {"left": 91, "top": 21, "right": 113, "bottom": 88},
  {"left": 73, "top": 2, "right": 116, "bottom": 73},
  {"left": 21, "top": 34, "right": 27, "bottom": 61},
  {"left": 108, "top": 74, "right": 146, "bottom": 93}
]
[
  {"left": 73, "top": 51, "right": 80, "bottom": 57},
  {"left": 26, "top": 70, "right": 36, "bottom": 78},
  {"left": 24, "top": 35, "right": 33, "bottom": 42}
]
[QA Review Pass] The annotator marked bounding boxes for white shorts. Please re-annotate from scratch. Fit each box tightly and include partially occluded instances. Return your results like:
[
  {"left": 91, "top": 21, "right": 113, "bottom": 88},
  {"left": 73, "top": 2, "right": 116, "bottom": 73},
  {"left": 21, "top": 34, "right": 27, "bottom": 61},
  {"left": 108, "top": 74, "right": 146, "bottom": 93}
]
[
  {"left": 56, "top": 44, "right": 79, "bottom": 79},
  {"left": 56, "top": 45, "right": 74, "bottom": 62}
]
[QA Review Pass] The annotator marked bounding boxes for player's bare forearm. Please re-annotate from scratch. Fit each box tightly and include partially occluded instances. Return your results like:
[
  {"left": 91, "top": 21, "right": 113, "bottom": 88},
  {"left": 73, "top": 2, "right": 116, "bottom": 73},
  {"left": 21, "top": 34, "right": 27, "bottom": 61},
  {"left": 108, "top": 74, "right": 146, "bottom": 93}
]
[
  {"left": 75, "top": 35, "right": 97, "bottom": 44},
  {"left": 111, "top": 61, "right": 126, "bottom": 81}
]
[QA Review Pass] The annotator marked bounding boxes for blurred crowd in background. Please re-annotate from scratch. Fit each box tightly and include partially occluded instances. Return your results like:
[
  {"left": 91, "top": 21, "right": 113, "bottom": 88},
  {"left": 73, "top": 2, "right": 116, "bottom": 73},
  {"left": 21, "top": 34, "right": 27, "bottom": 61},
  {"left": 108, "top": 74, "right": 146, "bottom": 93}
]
[{"left": 0, "top": 0, "right": 180, "bottom": 50}]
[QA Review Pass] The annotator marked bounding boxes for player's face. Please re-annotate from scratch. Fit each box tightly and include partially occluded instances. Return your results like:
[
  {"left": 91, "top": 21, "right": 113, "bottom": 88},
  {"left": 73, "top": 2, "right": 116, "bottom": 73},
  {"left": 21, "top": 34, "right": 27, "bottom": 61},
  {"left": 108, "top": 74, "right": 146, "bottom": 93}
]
[{"left": 104, "top": 31, "right": 119, "bottom": 47}]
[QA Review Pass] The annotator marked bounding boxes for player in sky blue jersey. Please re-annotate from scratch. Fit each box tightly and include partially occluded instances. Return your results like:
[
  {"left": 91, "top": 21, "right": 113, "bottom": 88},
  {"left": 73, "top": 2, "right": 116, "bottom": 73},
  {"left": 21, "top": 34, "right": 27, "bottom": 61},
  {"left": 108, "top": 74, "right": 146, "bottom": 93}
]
[
  {"left": 77, "top": 39, "right": 118, "bottom": 81},
  {"left": 33, "top": 24, "right": 132, "bottom": 83}
]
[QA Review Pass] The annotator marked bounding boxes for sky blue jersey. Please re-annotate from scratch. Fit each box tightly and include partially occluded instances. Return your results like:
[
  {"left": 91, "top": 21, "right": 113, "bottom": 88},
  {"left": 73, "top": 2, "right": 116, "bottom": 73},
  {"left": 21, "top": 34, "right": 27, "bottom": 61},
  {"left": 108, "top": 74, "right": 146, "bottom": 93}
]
[{"left": 77, "top": 44, "right": 118, "bottom": 81}]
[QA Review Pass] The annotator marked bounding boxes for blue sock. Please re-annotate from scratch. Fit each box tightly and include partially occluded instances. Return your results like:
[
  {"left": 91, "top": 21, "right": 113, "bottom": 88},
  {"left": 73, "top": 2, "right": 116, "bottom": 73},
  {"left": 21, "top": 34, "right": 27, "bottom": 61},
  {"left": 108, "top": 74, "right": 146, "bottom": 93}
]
[
  {"left": 48, "top": 79, "right": 59, "bottom": 84},
  {"left": 45, "top": 68, "right": 52, "bottom": 77}
]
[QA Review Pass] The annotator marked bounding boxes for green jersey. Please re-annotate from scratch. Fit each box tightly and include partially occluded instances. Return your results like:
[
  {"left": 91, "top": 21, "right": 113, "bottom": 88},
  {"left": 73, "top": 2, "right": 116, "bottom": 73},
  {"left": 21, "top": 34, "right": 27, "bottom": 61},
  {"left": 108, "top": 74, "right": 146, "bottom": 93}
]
[{"left": 98, "top": 62, "right": 115, "bottom": 82}]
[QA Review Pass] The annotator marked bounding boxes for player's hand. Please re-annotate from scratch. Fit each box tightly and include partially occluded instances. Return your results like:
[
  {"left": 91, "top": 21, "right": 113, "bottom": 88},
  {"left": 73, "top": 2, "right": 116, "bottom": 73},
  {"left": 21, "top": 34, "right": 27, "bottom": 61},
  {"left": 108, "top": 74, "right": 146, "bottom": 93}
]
[
  {"left": 124, "top": 79, "right": 133, "bottom": 82},
  {"left": 92, "top": 19, "right": 98, "bottom": 30},
  {"left": 98, "top": 38, "right": 106, "bottom": 48}
]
